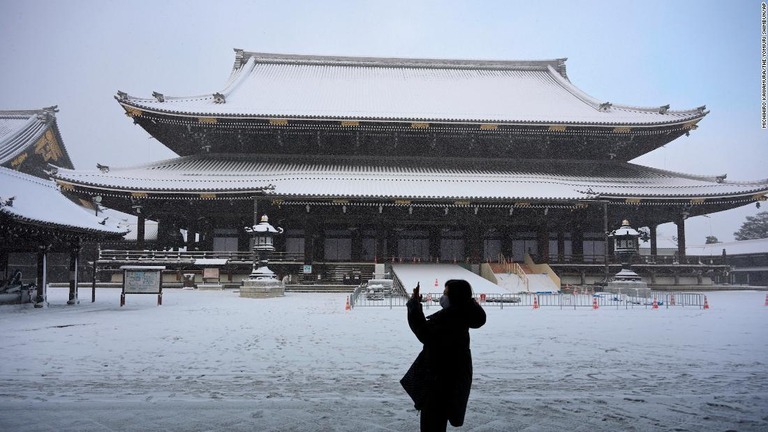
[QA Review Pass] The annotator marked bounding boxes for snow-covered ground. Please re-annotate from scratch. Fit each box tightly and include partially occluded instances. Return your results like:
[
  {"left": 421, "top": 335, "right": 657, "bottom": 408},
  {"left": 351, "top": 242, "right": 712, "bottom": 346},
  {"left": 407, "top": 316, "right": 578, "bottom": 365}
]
[{"left": 1, "top": 288, "right": 767, "bottom": 431}]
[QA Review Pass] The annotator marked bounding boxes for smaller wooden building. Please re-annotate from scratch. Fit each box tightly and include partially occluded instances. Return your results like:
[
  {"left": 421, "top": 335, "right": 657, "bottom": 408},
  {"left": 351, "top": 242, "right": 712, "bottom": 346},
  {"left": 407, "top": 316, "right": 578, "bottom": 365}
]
[{"left": 0, "top": 108, "right": 128, "bottom": 305}]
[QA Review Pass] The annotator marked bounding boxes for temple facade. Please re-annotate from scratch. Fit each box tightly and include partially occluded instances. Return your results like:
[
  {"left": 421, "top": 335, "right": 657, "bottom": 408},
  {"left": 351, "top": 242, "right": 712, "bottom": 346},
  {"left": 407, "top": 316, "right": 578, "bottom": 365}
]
[{"left": 49, "top": 50, "right": 768, "bottom": 286}]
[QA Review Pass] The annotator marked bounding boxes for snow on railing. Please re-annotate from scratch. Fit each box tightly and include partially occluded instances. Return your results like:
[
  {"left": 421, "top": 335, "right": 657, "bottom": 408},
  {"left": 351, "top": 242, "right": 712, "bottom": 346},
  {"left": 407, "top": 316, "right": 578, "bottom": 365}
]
[
  {"left": 349, "top": 291, "right": 707, "bottom": 309},
  {"left": 511, "top": 262, "right": 530, "bottom": 292}
]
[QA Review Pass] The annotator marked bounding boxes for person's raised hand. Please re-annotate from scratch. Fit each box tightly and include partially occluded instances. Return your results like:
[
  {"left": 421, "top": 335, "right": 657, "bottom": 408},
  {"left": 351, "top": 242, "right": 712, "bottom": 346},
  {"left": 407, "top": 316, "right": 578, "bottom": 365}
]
[{"left": 412, "top": 282, "right": 421, "bottom": 301}]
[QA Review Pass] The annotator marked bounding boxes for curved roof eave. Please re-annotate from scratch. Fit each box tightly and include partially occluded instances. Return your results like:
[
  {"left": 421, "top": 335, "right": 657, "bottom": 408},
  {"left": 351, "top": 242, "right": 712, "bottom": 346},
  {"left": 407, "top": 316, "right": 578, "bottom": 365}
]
[
  {"left": 115, "top": 98, "right": 707, "bottom": 129},
  {"left": 1, "top": 211, "right": 129, "bottom": 237},
  {"left": 49, "top": 155, "right": 768, "bottom": 205}
]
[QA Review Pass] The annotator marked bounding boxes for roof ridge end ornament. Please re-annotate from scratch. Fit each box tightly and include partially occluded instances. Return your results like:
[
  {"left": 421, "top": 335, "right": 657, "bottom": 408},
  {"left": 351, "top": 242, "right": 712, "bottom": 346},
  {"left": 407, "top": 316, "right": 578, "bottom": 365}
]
[
  {"left": 715, "top": 174, "right": 727, "bottom": 183},
  {"left": 659, "top": 104, "right": 670, "bottom": 114},
  {"left": 599, "top": 102, "right": 612, "bottom": 112},
  {"left": 213, "top": 92, "right": 226, "bottom": 104},
  {"left": 44, "top": 163, "right": 59, "bottom": 176},
  {"left": 556, "top": 58, "right": 568, "bottom": 79},
  {"left": 696, "top": 105, "right": 707, "bottom": 114},
  {"left": 116, "top": 91, "right": 128, "bottom": 101},
  {"left": 152, "top": 91, "right": 165, "bottom": 102}
]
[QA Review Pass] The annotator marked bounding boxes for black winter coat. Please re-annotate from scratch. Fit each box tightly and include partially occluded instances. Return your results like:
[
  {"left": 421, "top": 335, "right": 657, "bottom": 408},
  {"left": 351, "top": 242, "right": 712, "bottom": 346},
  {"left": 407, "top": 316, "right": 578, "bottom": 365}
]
[{"left": 406, "top": 297, "right": 486, "bottom": 427}]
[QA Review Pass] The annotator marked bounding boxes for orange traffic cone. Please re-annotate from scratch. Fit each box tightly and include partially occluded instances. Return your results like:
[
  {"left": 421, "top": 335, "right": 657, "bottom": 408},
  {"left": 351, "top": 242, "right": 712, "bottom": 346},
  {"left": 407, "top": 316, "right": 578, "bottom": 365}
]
[
  {"left": 434, "top": 278, "right": 439, "bottom": 288},
  {"left": 670, "top": 294, "right": 676, "bottom": 306},
  {"left": 652, "top": 297, "right": 659, "bottom": 309},
  {"left": 533, "top": 295, "right": 539, "bottom": 309},
  {"left": 592, "top": 296, "right": 599, "bottom": 310},
  {"left": 345, "top": 296, "right": 351, "bottom": 311},
  {"left": 703, "top": 295, "right": 709, "bottom": 310}
]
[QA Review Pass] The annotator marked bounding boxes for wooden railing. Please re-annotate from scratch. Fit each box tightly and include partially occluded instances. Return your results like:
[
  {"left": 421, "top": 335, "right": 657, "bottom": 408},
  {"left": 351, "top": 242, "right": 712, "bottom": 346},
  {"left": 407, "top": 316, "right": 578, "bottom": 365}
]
[
  {"left": 495, "top": 254, "right": 529, "bottom": 291},
  {"left": 98, "top": 249, "right": 304, "bottom": 263}
]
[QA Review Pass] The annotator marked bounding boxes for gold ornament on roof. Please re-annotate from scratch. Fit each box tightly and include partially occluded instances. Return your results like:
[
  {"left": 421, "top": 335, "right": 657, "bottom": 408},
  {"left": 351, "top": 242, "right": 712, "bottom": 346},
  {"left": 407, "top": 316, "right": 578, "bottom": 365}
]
[{"left": 34, "top": 129, "right": 62, "bottom": 162}]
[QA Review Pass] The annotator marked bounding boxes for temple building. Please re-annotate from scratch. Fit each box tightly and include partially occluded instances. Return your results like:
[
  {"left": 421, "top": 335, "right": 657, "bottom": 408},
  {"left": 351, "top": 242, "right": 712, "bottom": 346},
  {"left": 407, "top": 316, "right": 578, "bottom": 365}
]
[
  {"left": 49, "top": 50, "right": 768, "bottom": 287},
  {"left": 1, "top": 108, "right": 128, "bottom": 304}
]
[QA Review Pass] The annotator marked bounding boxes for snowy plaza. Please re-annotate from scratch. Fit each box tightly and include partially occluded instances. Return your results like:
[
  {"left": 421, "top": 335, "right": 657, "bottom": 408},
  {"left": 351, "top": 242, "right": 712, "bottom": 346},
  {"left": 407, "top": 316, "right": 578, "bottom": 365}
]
[{"left": 0, "top": 288, "right": 766, "bottom": 431}]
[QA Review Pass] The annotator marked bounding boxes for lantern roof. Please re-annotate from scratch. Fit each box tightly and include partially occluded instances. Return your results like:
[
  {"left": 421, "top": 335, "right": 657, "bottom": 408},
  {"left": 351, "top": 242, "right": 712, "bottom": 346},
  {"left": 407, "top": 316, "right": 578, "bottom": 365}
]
[
  {"left": 610, "top": 220, "right": 640, "bottom": 237},
  {"left": 245, "top": 215, "right": 282, "bottom": 234}
]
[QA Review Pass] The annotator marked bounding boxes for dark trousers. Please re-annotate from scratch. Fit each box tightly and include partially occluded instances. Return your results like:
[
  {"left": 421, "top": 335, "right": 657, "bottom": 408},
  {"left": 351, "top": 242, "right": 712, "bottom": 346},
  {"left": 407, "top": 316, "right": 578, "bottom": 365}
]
[{"left": 420, "top": 396, "right": 448, "bottom": 432}]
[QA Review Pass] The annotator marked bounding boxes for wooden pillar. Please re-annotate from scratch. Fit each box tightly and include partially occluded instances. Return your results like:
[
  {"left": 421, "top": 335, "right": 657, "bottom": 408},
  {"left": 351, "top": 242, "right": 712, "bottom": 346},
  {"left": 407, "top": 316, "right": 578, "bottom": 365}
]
[
  {"left": 34, "top": 244, "right": 48, "bottom": 308},
  {"left": 303, "top": 219, "right": 316, "bottom": 283},
  {"left": 557, "top": 231, "right": 565, "bottom": 263},
  {"left": 468, "top": 224, "right": 482, "bottom": 263},
  {"left": 501, "top": 227, "right": 514, "bottom": 261},
  {"left": 375, "top": 220, "right": 387, "bottom": 262},
  {"left": 676, "top": 215, "right": 686, "bottom": 262},
  {"left": 350, "top": 227, "right": 362, "bottom": 262},
  {"left": 603, "top": 202, "right": 610, "bottom": 282},
  {"left": 136, "top": 214, "right": 146, "bottom": 250},
  {"left": 572, "top": 228, "right": 584, "bottom": 263},
  {"left": 429, "top": 226, "right": 441, "bottom": 262},
  {"left": 649, "top": 224, "right": 658, "bottom": 257},
  {"left": 387, "top": 226, "right": 398, "bottom": 262},
  {"left": 67, "top": 240, "right": 81, "bottom": 305},
  {"left": 314, "top": 224, "right": 325, "bottom": 263},
  {"left": 238, "top": 221, "right": 250, "bottom": 253},
  {"left": 537, "top": 223, "right": 549, "bottom": 263},
  {"left": 200, "top": 218, "right": 214, "bottom": 250}
]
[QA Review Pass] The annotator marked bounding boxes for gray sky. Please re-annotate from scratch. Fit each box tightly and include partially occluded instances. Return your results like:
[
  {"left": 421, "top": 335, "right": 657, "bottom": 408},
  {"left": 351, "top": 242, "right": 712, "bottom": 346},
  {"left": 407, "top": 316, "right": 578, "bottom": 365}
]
[{"left": 1, "top": 0, "right": 766, "bottom": 245}]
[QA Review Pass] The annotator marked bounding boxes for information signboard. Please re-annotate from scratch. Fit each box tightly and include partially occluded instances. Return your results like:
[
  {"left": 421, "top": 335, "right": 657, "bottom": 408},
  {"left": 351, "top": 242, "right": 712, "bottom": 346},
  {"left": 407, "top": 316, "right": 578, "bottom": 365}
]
[
  {"left": 125, "top": 270, "right": 161, "bottom": 294},
  {"left": 203, "top": 267, "right": 220, "bottom": 279},
  {"left": 120, "top": 266, "right": 165, "bottom": 306}
]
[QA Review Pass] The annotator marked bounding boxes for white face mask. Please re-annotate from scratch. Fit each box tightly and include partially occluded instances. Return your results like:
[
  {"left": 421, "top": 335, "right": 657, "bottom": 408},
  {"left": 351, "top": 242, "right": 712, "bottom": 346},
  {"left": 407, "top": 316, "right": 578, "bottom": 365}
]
[{"left": 439, "top": 295, "right": 450, "bottom": 309}]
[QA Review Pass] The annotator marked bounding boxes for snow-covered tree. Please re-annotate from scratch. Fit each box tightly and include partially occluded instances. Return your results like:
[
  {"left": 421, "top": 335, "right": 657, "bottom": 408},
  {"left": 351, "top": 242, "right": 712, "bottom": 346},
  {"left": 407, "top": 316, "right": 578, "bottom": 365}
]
[{"left": 733, "top": 211, "right": 768, "bottom": 240}]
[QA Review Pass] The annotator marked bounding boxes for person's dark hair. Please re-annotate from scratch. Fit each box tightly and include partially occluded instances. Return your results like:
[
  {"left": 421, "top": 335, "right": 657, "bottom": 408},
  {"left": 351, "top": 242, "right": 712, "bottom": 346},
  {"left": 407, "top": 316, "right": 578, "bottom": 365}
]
[{"left": 444, "top": 279, "right": 472, "bottom": 305}]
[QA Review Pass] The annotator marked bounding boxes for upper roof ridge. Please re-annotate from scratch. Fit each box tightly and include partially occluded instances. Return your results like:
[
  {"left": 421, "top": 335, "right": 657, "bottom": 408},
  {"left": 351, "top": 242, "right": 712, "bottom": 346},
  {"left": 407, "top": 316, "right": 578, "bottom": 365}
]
[{"left": 233, "top": 49, "right": 569, "bottom": 77}]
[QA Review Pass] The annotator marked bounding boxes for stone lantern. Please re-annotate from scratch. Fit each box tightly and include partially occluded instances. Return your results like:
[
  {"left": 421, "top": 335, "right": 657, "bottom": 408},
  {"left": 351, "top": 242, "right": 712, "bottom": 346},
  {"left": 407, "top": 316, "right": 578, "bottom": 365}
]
[
  {"left": 607, "top": 219, "right": 649, "bottom": 296},
  {"left": 240, "top": 215, "right": 285, "bottom": 298}
]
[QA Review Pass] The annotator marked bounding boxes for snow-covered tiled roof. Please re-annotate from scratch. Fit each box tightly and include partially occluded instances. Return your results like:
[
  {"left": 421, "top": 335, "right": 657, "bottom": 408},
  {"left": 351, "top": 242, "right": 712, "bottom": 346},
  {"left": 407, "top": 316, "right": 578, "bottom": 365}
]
[
  {"left": 50, "top": 154, "right": 768, "bottom": 202},
  {"left": 687, "top": 238, "right": 768, "bottom": 256},
  {"left": 0, "top": 109, "right": 52, "bottom": 164},
  {"left": 0, "top": 167, "right": 129, "bottom": 236},
  {"left": 0, "top": 107, "right": 74, "bottom": 172},
  {"left": 117, "top": 51, "right": 707, "bottom": 126}
]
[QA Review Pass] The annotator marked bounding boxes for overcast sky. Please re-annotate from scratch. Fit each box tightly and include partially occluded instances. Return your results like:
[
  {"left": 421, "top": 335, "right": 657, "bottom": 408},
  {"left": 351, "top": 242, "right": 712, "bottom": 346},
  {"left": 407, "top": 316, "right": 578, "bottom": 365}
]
[{"left": 1, "top": 0, "right": 766, "bottom": 246}]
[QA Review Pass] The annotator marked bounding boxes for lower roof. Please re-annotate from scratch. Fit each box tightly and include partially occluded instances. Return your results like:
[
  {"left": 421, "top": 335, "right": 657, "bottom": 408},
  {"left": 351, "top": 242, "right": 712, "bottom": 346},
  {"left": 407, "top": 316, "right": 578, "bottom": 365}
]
[
  {"left": 49, "top": 154, "right": 768, "bottom": 204},
  {"left": 687, "top": 238, "right": 768, "bottom": 256},
  {"left": 0, "top": 167, "right": 129, "bottom": 237}
]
